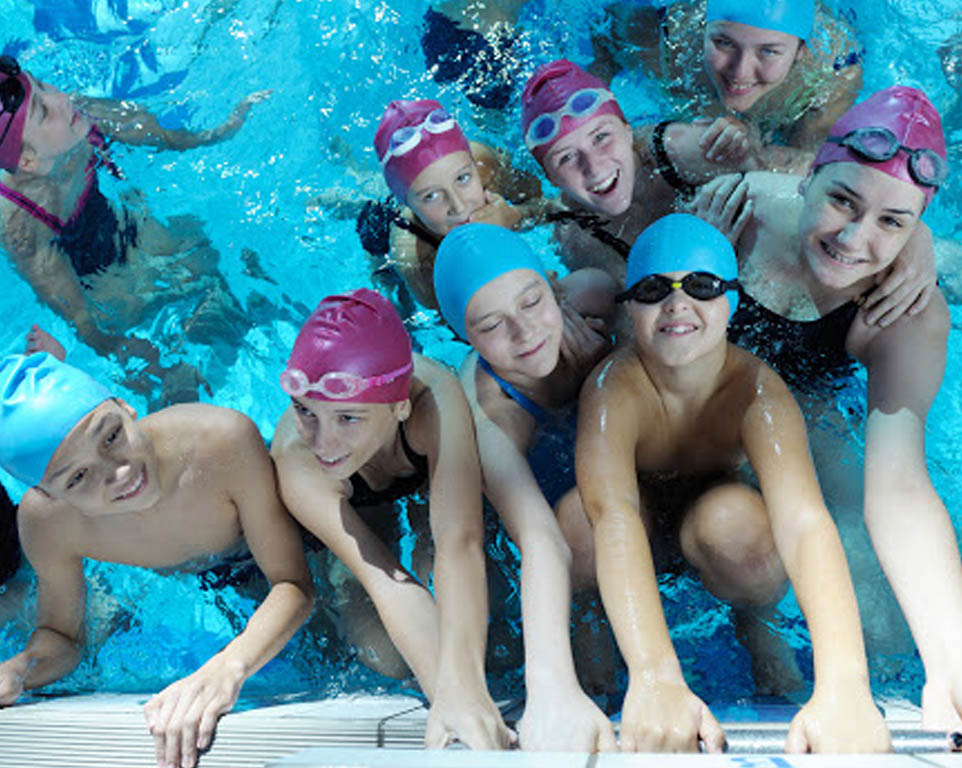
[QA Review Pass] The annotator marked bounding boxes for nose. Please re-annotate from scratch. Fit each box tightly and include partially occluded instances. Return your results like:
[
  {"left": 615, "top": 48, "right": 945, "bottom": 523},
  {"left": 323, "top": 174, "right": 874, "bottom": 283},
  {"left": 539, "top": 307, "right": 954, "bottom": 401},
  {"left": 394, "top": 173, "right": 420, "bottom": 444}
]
[
  {"left": 730, "top": 50, "right": 752, "bottom": 79},
  {"left": 447, "top": 188, "right": 466, "bottom": 216},
  {"left": 578, "top": 152, "right": 597, "bottom": 179},
  {"left": 836, "top": 218, "right": 868, "bottom": 250},
  {"left": 661, "top": 285, "right": 692, "bottom": 313},
  {"left": 507, "top": 312, "right": 534, "bottom": 343},
  {"left": 311, "top": 422, "right": 340, "bottom": 458},
  {"left": 106, "top": 459, "right": 133, "bottom": 487}
]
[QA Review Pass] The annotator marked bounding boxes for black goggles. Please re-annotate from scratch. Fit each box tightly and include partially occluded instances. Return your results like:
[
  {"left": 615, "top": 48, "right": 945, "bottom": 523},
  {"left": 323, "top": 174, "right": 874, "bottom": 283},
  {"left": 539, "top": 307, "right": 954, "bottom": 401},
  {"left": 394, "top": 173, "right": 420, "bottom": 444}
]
[
  {"left": 0, "top": 56, "right": 25, "bottom": 151},
  {"left": 616, "top": 272, "right": 739, "bottom": 305},
  {"left": 826, "top": 127, "right": 948, "bottom": 188}
]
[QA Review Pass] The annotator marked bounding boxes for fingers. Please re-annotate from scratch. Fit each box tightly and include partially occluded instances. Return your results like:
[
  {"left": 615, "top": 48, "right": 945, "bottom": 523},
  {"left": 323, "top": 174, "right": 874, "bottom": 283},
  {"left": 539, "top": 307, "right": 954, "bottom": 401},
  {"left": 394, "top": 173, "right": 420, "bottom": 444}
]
[
  {"left": 908, "top": 283, "right": 935, "bottom": 316},
  {"left": 692, "top": 174, "right": 750, "bottom": 243},
  {"left": 596, "top": 720, "right": 618, "bottom": 752},
  {"left": 785, "top": 714, "right": 811, "bottom": 754},
  {"left": 862, "top": 281, "right": 919, "bottom": 327},
  {"left": 699, "top": 117, "right": 749, "bottom": 163},
  {"left": 699, "top": 707, "right": 726, "bottom": 754}
]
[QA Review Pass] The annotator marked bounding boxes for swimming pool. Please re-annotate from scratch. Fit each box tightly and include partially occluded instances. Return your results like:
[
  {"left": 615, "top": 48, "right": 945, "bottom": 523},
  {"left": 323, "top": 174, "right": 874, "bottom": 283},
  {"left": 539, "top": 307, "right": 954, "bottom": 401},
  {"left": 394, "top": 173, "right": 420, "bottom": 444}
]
[{"left": 0, "top": 0, "right": 960, "bottom": 712}]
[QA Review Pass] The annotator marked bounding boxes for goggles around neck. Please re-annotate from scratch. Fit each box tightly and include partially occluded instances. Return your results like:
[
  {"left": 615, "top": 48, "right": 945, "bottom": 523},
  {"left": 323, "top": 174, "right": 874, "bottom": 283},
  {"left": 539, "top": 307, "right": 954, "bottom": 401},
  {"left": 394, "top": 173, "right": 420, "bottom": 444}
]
[
  {"left": 825, "top": 127, "right": 948, "bottom": 188},
  {"left": 524, "top": 88, "right": 617, "bottom": 151},
  {"left": 616, "top": 272, "right": 739, "bottom": 305},
  {"left": 0, "top": 56, "right": 26, "bottom": 151},
  {"left": 281, "top": 360, "right": 412, "bottom": 400},
  {"left": 380, "top": 108, "right": 458, "bottom": 167}
]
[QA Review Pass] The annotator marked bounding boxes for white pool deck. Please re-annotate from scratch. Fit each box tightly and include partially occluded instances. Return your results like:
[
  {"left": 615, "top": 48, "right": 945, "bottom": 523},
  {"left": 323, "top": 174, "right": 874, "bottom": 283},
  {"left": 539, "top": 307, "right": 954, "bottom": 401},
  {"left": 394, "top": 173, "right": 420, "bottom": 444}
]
[{"left": 0, "top": 693, "right": 959, "bottom": 768}]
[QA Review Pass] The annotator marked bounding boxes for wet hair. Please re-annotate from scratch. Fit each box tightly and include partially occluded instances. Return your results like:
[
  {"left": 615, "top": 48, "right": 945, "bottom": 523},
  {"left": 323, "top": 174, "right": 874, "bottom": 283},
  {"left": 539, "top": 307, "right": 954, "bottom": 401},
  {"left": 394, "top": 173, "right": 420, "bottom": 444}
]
[{"left": 0, "top": 483, "right": 20, "bottom": 586}]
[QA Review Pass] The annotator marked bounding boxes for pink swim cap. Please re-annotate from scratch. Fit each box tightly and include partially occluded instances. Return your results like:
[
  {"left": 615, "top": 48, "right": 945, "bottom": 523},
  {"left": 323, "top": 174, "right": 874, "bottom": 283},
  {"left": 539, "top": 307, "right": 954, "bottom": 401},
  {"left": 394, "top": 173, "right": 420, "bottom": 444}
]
[
  {"left": 0, "top": 65, "right": 31, "bottom": 173},
  {"left": 811, "top": 86, "right": 947, "bottom": 207},
  {"left": 521, "top": 59, "right": 625, "bottom": 166},
  {"left": 282, "top": 289, "right": 413, "bottom": 404},
  {"left": 374, "top": 99, "right": 472, "bottom": 202}
]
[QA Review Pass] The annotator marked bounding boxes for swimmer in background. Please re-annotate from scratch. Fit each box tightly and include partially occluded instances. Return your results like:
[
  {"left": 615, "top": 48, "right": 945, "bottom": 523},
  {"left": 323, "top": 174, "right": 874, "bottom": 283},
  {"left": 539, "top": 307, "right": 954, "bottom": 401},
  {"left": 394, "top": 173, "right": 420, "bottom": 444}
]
[
  {"left": 434, "top": 223, "right": 616, "bottom": 751},
  {"left": 573, "top": 214, "right": 890, "bottom": 753},
  {"left": 0, "top": 54, "right": 269, "bottom": 403},
  {"left": 694, "top": 86, "right": 962, "bottom": 732},
  {"left": 270, "top": 289, "right": 513, "bottom": 750},
  {"left": 0, "top": 352, "right": 314, "bottom": 768},
  {"left": 589, "top": 0, "right": 862, "bottom": 181}
]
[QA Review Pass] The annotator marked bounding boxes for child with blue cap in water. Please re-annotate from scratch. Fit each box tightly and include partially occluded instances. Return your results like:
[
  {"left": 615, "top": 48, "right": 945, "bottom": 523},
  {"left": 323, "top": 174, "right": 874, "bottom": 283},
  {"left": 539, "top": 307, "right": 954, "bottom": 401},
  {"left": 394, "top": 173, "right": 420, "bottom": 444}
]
[
  {"left": 571, "top": 214, "right": 890, "bottom": 753},
  {"left": 0, "top": 352, "right": 313, "bottom": 768}
]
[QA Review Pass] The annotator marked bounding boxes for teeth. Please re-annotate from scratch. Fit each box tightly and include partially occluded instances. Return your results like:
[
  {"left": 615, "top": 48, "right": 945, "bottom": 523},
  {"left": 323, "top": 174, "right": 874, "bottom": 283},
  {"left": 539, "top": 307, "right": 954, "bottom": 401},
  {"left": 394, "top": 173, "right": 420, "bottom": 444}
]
[
  {"left": 117, "top": 469, "right": 144, "bottom": 500},
  {"left": 588, "top": 171, "right": 618, "bottom": 194},
  {"left": 823, "top": 241, "right": 860, "bottom": 265},
  {"left": 661, "top": 324, "right": 696, "bottom": 335}
]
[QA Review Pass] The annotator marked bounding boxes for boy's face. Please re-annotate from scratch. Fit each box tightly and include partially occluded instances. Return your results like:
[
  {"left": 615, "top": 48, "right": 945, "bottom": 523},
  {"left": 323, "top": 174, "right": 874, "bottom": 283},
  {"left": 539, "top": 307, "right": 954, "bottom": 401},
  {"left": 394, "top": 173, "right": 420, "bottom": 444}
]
[
  {"left": 628, "top": 270, "right": 731, "bottom": 367},
  {"left": 405, "top": 150, "right": 486, "bottom": 236},
  {"left": 39, "top": 400, "right": 160, "bottom": 514}
]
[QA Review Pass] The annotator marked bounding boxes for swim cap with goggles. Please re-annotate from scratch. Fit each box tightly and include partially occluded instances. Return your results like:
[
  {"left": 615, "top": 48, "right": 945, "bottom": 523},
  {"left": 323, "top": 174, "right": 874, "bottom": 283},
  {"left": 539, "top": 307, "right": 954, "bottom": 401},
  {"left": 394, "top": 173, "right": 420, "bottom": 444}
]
[
  {"left": 521, "top": 59, "right": 626, "bottom": 166},
  {"left": 0, "top": 352, "right": 113, "bottom": 487},
  {"left": 618, "top": 213, "right": 740, "bottom": 319},
  {"left": 434, "top": 222, "right": 548, "bottom": 341},
  {"left": 374, "top": 99, "right": 472, "bottom": 202},
  {"left": 0, "top": 56, "right": 31, "bottom": 173},
  {"left": 811, "top": 85, "right": 947, "bottom": 208},
  {"left": 282, "top": 289, "right": 413, "bottom": 404},
  {"left": 706, "top": 0, "right": 814, "bottom": 42}
]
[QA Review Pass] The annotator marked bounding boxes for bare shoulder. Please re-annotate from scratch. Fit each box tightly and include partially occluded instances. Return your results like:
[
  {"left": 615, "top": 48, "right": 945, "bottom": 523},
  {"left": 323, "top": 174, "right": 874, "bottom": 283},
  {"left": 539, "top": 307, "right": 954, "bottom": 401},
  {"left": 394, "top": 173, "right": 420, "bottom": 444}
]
[
  {"left": 412, "top": 353, "right": 460, "bottom": 394},
  {"left": 848, "top": 290, "right": 950, "bottom": 365},
  {"left": 146, "top": 403, "right": 264, "bottom": 469},
  {"left": 18, "top": 489, "right": 84, "bottom": 559},
  {"left": 582, "top": 347, "right": 646, "bottom": 408}
]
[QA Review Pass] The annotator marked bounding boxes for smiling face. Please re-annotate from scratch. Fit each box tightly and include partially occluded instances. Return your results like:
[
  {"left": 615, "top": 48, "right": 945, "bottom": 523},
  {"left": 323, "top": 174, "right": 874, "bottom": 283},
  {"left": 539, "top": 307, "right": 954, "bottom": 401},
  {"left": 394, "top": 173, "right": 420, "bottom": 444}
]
[
  {"left": 18, "top": 73, "right": 91, "bottom": 175},
  {"left": 798, "top": 163, "right": 924, "bottom": 292},
  {"left": 291, "top": 397, "right": 409, "bottom": 480},
  {"left": 703, "top": 21, "right": 802, "bottom": 112},
  {"left": 39, "top": 399, "right": 160, "bottom": 514},
  {"left": 405, "top": 150, "right": 486, "bottom": 236},
  {"left": 465, "top": 269, "right": 562, "bottom": 381},
  {"left": 628, "top": 271, "right": 731, "bottom": 368},
  {"left": 542, "top": 114, "right": 636, "bottom": 217}
]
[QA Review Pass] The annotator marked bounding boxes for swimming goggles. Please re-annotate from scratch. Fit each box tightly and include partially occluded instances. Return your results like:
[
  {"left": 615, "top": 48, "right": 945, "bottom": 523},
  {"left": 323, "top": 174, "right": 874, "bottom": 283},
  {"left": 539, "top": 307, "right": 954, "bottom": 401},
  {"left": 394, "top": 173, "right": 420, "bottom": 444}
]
[
  {"left": 0, "top": 56, "right": 25, "bottom": 150},
  {"left": 524, "top": 88, "right": 617, "bottom": 151},
  {"left": 826, "top": 127, "right": 948, "bottom": 187},
  {"left": 380, "top": 108, "right": 458, "bottom": 166},
  {"left": 616, "top": 272, "right": 739, "bottom": 304},
  {"left": 281, "top": 361, "right": 412, "bottom": 400}
]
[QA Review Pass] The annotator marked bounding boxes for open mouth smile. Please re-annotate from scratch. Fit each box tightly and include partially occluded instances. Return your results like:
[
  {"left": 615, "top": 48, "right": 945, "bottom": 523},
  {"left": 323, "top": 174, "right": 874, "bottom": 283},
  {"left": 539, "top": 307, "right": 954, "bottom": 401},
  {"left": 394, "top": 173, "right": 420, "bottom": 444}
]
[
  {"left": 114, "top": 467, "right": 147, "bottom": 501},
  {"left": 587, "top": 170, "right": 619, "bottom": 196}
]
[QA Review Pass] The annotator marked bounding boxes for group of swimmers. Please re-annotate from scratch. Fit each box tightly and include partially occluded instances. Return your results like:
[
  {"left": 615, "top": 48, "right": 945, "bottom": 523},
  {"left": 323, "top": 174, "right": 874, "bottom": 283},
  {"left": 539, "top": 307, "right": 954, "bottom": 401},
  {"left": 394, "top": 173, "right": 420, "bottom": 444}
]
[{"left": 0, "top": 0, "right": 960, "bottom": 765}]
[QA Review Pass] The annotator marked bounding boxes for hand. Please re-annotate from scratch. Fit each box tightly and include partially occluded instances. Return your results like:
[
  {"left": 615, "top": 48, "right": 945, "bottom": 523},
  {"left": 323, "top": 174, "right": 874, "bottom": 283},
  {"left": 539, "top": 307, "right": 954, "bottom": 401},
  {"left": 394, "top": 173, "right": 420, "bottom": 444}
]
[
  {"left": 696, "top": 116, "right": 752, "bottom": 165},
  {"left": 860, "top": 224, "right": 937, "bottom": 327},
  {"left": 425, "top": 683, "right": 516, "bottom": 750},
  {"left": 0, "top": 660, "right": 25, "bottom": 707},
  {"left": 143, "top": 656, "right": 245, "bottom": 768},
  {"left": 468, "top": 191, "right": 522, "bottom": 230},
  {"left": 690, "top": 173, "right": 753, "bottom": 246},
  {"left": 207, "top": 90, "right": 272, "bottom": 145},
  {"left": 785, "top": 687, "right": 891, "bottom": 753},
  {"left": 619, "top": 678, "right": 725, "bottom": 752},
  {"left": 519, "top": 686, "right": 616, "bottom": 752},
  {"left": 25, "top": 324, "right": 67, "bottom": 361},
  {"left": 921, "top": 677, "right": 962, "bottom": 732},
  {"left": 558, "top": 301, "right": 609, "bottom": 373}
]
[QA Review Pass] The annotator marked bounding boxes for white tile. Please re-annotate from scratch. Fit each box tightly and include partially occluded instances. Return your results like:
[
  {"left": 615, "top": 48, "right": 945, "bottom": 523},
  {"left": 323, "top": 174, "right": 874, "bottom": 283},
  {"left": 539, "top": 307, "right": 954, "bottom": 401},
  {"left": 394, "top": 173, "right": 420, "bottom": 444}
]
[
  {"left": 912, "top": 755, "right": 962, "bottom": 766},
  {"left": 268, "top": 747, "right": 588, "bottom": 767},
  {"left": 594, "top": 755, "right": 928, "bottom": 767}
]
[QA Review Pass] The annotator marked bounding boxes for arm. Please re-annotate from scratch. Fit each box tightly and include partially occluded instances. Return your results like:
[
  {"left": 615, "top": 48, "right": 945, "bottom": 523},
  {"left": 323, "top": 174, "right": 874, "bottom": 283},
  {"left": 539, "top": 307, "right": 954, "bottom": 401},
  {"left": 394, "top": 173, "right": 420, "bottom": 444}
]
[
  {"left": 144, "top": 416, "right": 315, "bottom": 768},
  {"left": 740, "top": 365, "right": 889, "bottom": 753},
  {"left": 470, "top": 142, "right": 554, "bottom": 232},
  {"left": 462, "top": 358, "right": 614, "bottom": 752},
  {"left": 575, "top": 355, "right": 723, "bottom": 752},
  {"left": 411, "top": 360, "right": 512, "bottom": 750},
  {"left": 860, "top": 222, "right": 937, "bottom": 327},
  {"left": 850, "top": 295, "right": 962, "bottom": 731},
  {"left": 0, "top": 494, "right": 86, "bottom": 705},
  {"left": 388, "top": 224, "right": 438, "bottom": 309}
]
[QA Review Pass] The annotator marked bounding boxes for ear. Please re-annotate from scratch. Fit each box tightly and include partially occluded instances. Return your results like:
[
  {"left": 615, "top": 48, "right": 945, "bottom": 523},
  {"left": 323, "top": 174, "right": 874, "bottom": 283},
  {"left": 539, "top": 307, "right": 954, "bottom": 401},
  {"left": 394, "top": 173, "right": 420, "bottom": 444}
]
[
  {"left": 114, "top": 397, "right": 138, "bottom": 421},
  {"left": 797, "top": 171, "right": 814, "bottom": 197},
  {"left": 393, "top": 399, "right": 412, "bottom": 422},
  {"left": 17, "top": 145, "right": 37, "bottom": 174}
]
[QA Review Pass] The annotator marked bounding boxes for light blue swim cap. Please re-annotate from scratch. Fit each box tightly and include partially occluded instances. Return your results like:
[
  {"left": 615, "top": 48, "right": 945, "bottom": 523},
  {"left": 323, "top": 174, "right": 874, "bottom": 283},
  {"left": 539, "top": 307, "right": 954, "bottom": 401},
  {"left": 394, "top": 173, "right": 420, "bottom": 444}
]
[
  {"left": 706, "top": 0, "right": 814, "bottom": 41},
  {"left": 625, "top": 213, "right": 740, "bottom": 319},
  {"left": 434, "top": 223, "right": 548, "bottom": 340},
  {"left": 0, "top": 353, "right": 112, "bottom": 487}
]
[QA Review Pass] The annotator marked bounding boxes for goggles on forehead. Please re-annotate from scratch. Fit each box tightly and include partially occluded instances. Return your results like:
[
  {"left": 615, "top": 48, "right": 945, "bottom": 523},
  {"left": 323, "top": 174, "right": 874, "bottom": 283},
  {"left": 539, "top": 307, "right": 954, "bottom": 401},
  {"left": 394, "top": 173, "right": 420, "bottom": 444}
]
[
  {"left": 380, "top": 107, "right": 458, "bottom": 167},
  {"left": 280, "top": 361, "right": 412, "bottom": 400},
  {"left": 616, "top": 272, "right": 739, "bottom": 305},
  {"left": 0, "top": 56, "right": 25, "bottom": 151},
  {"left": 826, "top": 126, "right": 948, "bottom": 188},
  {"left": 524, "top": 88, "right": 617, "bottom": 151}
]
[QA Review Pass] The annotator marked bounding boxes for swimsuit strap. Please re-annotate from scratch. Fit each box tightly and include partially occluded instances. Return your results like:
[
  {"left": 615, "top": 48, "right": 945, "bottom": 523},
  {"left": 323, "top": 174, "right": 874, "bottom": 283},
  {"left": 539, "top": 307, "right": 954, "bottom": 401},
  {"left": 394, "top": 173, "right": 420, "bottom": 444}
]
[
  {"left": 546, "top": 209, "right": 631, "bottom": 259},
  {"left": 0, "top": 181, "right": 66, "bottom": 232},
  {"left": 393, "top": 211, "right": 443, "bottom": 249},
  {"left": 478, "top": 357, "right": 549, "bottom": 424}
]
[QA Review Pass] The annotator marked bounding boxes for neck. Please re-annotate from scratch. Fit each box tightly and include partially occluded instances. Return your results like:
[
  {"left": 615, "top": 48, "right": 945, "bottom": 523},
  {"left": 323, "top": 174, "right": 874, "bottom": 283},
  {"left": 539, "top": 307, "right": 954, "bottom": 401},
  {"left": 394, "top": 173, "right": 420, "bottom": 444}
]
[{"left": 638, "top": 339, "right": 728, "bottom": 406}]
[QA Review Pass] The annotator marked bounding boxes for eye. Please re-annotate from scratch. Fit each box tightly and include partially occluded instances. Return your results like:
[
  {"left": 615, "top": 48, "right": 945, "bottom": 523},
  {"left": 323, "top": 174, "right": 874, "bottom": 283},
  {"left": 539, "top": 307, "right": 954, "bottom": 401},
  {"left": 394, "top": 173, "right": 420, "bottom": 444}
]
[
  {"left": 66, "top": 469, "right": 86, "bottom": 490},
  {"left": 592, "top": 131, "right": 611, "bottom": 146},
  {"left": 478, "top": 318, "right": 503, "bottom": 334},
  {"left": 420, "top": 190, "right": 440, "bottom": 204},
  {"left": 760, "top": 47, "right": 782, "bottom": 57},
  {"left": 104, "top": 426, "right": 122, "bottom": 447},
  {"left": 554, "top": 151, "right": 575, "bottom": 168},
  {"left": 712, "top": 36, "right": 734, "bottom": 49},
  {"left": 456, "top": 170, "right": 474, "bottom": 185},
  {"left": 338, "top": 414, "right": 360, "bottom": 425},
  {"left": 828, "top": 192, "right": 854, "bottom": 210},
  {"left": 521, "top": 292, "right": 543, "bottom": 310},
  {"left": 880, "top": 215, "right": 904, "bottom": 230},
  {"left": 293, "top": 402, "right": 315, "bottom": 419}
]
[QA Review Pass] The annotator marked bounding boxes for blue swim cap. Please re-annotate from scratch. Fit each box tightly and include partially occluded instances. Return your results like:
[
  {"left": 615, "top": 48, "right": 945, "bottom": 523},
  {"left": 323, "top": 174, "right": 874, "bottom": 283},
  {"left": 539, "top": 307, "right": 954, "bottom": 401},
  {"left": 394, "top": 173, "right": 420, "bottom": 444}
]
[
  {"left": 625, "top": 213, "right": 739, "bottom": 319},
  {"left": 0, "top": 353, "right": 112, "bottom": 487},
  {"left": 434, "top": 223, "right": 548, "bottom": 340},
  {"left": 706, "top": 0, "right": 814, "bottom": 41}
]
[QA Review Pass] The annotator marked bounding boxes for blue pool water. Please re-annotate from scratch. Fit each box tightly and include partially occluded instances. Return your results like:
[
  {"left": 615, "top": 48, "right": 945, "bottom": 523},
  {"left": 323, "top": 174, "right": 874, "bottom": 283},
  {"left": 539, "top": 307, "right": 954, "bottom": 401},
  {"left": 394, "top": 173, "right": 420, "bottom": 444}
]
[{"left": 1, "top": 0, "right": 961, "bottom": 711}]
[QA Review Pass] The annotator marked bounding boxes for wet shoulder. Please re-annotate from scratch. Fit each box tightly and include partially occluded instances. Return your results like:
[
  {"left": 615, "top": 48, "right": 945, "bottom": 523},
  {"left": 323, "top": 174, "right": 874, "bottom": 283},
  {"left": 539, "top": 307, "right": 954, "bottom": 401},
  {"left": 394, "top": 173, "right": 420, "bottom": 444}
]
[
  {"left": 145, "top": 403, "right": 262, "bottom": 465},
  {"left": 17, "top": 488, "right": 85, "bottom": 558}
]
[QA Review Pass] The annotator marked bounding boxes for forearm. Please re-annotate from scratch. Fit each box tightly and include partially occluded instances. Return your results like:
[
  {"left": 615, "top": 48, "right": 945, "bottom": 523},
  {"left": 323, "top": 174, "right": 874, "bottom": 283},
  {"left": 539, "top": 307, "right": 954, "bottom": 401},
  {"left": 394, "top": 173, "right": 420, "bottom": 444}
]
[{"left": 13, "top": 627, "right": 83, "bottom": 691}]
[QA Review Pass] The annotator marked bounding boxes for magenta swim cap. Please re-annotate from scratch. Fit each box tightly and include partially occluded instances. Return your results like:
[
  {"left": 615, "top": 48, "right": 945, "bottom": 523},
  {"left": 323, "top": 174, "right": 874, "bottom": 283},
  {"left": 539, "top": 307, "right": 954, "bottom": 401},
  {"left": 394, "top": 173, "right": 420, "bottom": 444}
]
[
  {"left": 374, "top": 99, "right": 472, "bottom": 202},
  {"left": 521, "top": 59, "right": 625, "bottom": 166},
  {"left": 811, "top": 86, "right": 947, "bottom": 207},
  {"left": 282, "top": 289, "right": 413, "bottom": 404},
  {"left": 0, "top": 66, "right": 31, "bottom": 173}
]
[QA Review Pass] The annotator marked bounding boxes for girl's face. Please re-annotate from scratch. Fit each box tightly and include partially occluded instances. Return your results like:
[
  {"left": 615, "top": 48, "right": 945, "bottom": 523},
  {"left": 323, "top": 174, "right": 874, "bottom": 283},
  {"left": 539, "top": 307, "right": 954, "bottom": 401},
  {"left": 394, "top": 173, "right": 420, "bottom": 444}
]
[
  {"left": 798, "top": 163, "right": 924, "bottom": 293},
  {"left": 465, "top": 269, "right": 562, "bottom": 380},
  {"left": 405, "top": 150, "right": 486, "bottom": 236},
  {"left": 542, "top": 114, "right": 636, "bottom": 217},
  {"left": 703, "top": 21, "right": 802, "bottom": 112},
  {"left": 19, "top": 73, "right": 91, "bottom": 174},
  {"left": 291, "top": 397, "right": 409, "bottom": 480}
]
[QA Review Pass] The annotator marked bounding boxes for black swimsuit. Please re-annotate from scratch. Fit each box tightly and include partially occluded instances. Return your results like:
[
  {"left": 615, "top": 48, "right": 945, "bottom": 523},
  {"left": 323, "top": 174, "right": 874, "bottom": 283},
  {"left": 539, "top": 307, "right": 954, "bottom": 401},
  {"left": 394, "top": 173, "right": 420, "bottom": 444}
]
[
  {"left": 349, "top": 423, "right": 429, "bottom": 508},
  {"left": 0, "top": 482, "right": 20, "bottom": 586},
  {"left": 546, "top": 209, "right": 631, "bottom": 260}
]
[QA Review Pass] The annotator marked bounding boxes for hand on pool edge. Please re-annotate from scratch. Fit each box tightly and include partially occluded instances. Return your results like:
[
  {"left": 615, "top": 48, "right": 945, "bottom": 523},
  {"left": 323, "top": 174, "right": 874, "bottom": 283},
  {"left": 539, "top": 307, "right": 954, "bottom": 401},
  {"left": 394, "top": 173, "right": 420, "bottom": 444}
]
[
  {"left": 784, "top": 686, "right": 891, "bottom": 754},
  {"left": 618, "top": 677, "right": 725, "bottom": 753},
  {"left": 424, "top": 684, "right": 516, "bottom": 750},
  {"left": 518, "top": 685, "right": 616, "bottom": 752},
  {"left": 921, "top": 676, "right": 962, "bottom": 733}
]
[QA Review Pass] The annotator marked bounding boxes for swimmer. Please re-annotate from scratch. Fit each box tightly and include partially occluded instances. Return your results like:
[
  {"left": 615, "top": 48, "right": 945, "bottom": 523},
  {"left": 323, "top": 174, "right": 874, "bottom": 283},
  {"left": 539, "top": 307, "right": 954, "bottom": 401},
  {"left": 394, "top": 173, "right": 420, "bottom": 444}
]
[
  {"left": 0, "top": 352, "right": 314, "bottom": 768},
  {"left": 434, "top": 223, "right": 616, "bottom": 751},
  {"left": 372, "top": 98, "right": 544, "bottom": 309},
  {"left": 695, "top": 86, "right": 962, "bottom": 731},
  {"left": 270, "top": 289, "right": 512, "bottom": 750},
  {"left": 0, "top": 481, "right": 17, "bottom": 587},
  {"left": 0, "top": 55, "right": 269, "bottom": 402},
  {"left": 589, "top": 0, "right": 862, "bottom": 178},
  {"left": 572, "top": 213, "right": 890, "bottom": 753}
]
